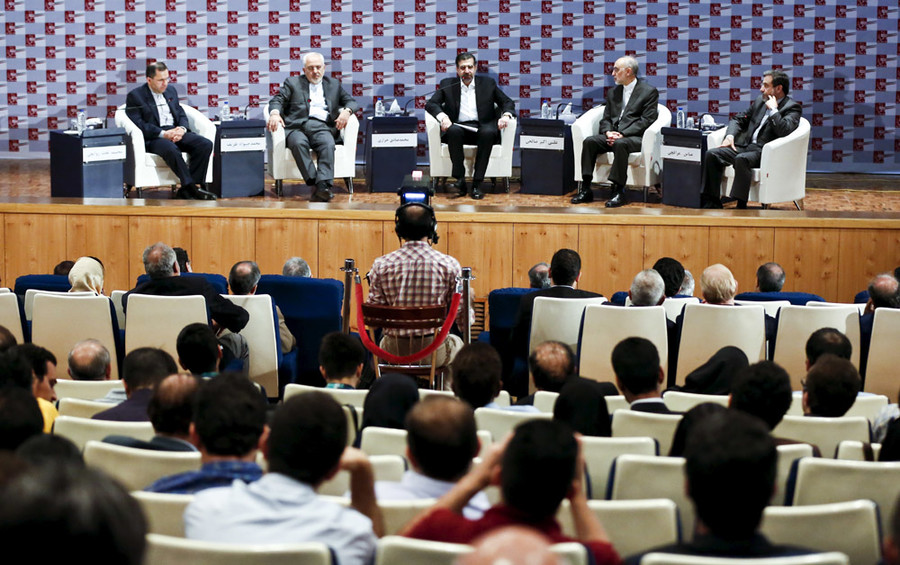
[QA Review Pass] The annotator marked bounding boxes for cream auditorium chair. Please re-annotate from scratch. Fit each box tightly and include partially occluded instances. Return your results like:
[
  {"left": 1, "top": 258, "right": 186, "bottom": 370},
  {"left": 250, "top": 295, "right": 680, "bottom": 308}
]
[{"left": 144, "top": 533, "right": 332, "bottom": 565}]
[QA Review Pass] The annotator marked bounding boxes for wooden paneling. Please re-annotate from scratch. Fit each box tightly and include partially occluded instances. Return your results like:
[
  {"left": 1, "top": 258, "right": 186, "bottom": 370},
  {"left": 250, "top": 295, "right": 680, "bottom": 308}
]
[
  {"left": 190, "top": 218, "right": 257, "bottom": 276},
  {"left": 512, "top": 224, "right": 579, "bottom": 290},
  {"left": 447, "top": 222, "right": 513, "bottom": 298},
  {"left": 66, "top": 215, "right": 131, "bottom": 292},
  {"left": 577, "top": 225, "right": 644, "bottom": 297},
  {"left": 773, "top": 228, "right": 840, "bottom": 301},
  {"left": 836, "top": 229, "right": 900, "bottom": 303},
  {"left": 643, "top": 226, "right": 709, "bottom": 280},
  {"left": 708, "top": 227, "right": 776, "bottom": 295},
  {"left": 380, "top": 220, "right": 450, "bottom": 257},
  {"left": 4, "top": 213, "right": 68, "bottom": 282},
  {"left": 320, "top": 220, "right": 385, "bottom": 329},
  {"left": 255, "top": 218, "right": 319, "bottom": 277},
  {"left": 127, "top": 217, "right": 192, "bottom": 285}
]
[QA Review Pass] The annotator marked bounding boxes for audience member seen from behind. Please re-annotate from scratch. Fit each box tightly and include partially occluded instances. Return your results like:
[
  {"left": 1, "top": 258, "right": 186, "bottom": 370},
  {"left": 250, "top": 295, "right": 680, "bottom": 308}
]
[
  {"left": 459, "top": 526, "right": 563, "bottom": 565},
  {"left": 0, "top": 465, "right": 147, "bottom": 565},
  {"left": 452, "top": 342, "right": 538, "bottom": 413},
  {"left": 516, "top": 340, "right": 587, "bottom": 406},
  {"left": 611, "top": 337, "right": 673, "bottom": 414},
  {"left": 16, "top": 344, "right": 59, "bottom": 433},
  {"left": 92, "top": 347, "right": 178, "bottom": 422},
  {"left": 553, "top": 377, "right": 613, "bottom": 437},
  {"left": 16, "top": 435, "right": 84, "bottom": 469},
  {"left": 283, "top": 256, "right": 312, "bottom": 278},
  {"left": 228, "top": 260, "right": 296, "bottom": 354},
  {"left": 652, "top": 257, "right": 686, "bottom": 298},
  {"left": 146, "top": 373, "right": 267, "bottom": 494},
  {"left": 185, "top": 391, "right": 381, "bottom": 565},
  {"left": 67, "top": 339, "right": 111, "bottom": 381},
  {"left": 68, "top": 256, "right": 105, "bottom": 295},
  {"left": 629, "top": 269, "right": 666, "bottom": 306},
  {"left": 756, "top": 262, "right": 786, "bottom": 293},
  {"left": 679, "top": 346, "right": 749, "bottom": 395},
  {"left": 320, "top": 331, "right": 366, "bottom": 390},
  {"left": 357, "top": 373, "right": 420, "bottom": 445},
  {"left": 668, "top": 402, "right": 727, "bottom": 457},
  {"left": 174, "top": 247, "right": 192, "bottom": 274},
  {"left": 803, "top": 354, "right": 861, "bottom": 417},
  {"left": 400, "top": 419, "right": 620, "bottom": 565},
  {"left": 680, "top": 269, "right": 695, "bottom": 297},
  {"left": 805, "top": 327, "right": 852, "bottom": 371},
  {"left": 53, "top": 260, "right": 74, "bottom": 277},
  {"left": 0, "top": 325, "right": 17, "bottom": 353},
  {"left": 625, "top": 411, "right": 814, "bottom": 563},
  {"left": 374, "top": 395, "right": 490, "bottom": 519},
  {"left": 176, "top": 323, "right": 221, "bottom": 376},
  {"left": 0, "top": 387, "right": 44, "bottom": 451},
  {"left": 860, "top": 273, "right": 900, "bottom": 377},
  {"left": 528, "top": 262, "right": 550, "bottom": 289}
]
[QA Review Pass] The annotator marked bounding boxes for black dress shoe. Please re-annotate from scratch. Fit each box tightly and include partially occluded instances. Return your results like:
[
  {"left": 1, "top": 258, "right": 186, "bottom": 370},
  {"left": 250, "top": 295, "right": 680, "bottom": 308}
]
[
  {"left": 605, "top": 190, "right": 627, "bottom": 208},
  {"left": 702, "top": 198, "right": 724, "bottom": 209},
  {"left": 195, "top": 187, "right": 217, "bottom": 201},
  {"left": 449, "top": 179, "right": 468, "bottom": 197},
  {"left": 470, "top": 186, "right": 484, "bottom": 200},
  {"left": 173, "top": 187, "right": 193, "bottom": 200},
  {"left": 735, "top": 199, "right": 748, "bottom": 209},
  {"left": 175, "top": 184, "right": 206, "bottom": 200},
  {"left": 570, "top": 188, "right": 594, "bottom": 204},
  {"left": 310, "top": 187, "right": 334, "bottom": 202}
]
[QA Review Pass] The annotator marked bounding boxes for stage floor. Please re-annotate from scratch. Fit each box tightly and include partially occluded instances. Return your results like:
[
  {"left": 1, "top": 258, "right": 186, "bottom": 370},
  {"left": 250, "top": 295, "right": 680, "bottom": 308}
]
[{"left": 2, "top": 158, "right": 900, "bottom": 214}]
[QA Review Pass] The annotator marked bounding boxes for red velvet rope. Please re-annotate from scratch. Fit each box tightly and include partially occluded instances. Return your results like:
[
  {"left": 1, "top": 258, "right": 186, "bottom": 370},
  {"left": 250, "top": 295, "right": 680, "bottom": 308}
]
[{"left": 354, "top": 282, "right": 462, "bottom": 365}]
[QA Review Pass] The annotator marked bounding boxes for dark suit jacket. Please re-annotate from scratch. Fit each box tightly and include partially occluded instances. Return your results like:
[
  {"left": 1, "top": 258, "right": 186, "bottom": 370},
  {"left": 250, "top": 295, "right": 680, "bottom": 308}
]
[
  {"left": 103, "top": 434, "right": 198, "bottom": 452},
  {"left": 510, "top": 286, "right": 604, "bottom": 358},
  {"left": 124, "top": 275, "right": 249, "bottom": 333},
  {"left": 630, "top": 399, "right": 676, "bottom": 415},
  {"left": 425, "top": 76, "right": 515, "bottom": 126},
  {"left": 598, "top": 79, "right": 659, "bottom": 138},
  {"left": 125, "top": 84, "right": 191, "bottom": 141},
  {"left": 268, "top": 75, "right": 359, "bottom": 133},
  {"left": 727, "top": 95, "right": 802, "bottom": 148},
  {"left": 92, "top": 388, "right": 153, "bottom": 422}
]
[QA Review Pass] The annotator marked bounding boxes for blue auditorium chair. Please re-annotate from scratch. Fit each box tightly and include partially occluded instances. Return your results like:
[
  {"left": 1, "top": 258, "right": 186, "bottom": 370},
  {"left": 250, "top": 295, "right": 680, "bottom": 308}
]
[
  {"left": 487, "top": 287, "right": 537, "bottom": 398},
  {"left": 734, "top": 291, "right": 826, "bottom": 306},
  {"left": 135, "top": 272, "right": 229, "bottom": 294}
]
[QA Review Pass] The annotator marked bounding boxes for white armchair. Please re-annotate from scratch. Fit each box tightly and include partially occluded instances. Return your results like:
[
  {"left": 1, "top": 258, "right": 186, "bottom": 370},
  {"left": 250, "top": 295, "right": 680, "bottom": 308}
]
[
  {"left": 424, "top": 112, "right": 517, "bottom": 193},
  {"left": 265, "top": 103, "right": 359, "bottom": 197},
  {"left": 115, "top": 104, "right": 215, "bottom": 198},
  {"left": 706, "top": 117, "right": 810, "bottom": 210},
  {"left": 571, "top": 104, "right": 671, "bottom": 202}
]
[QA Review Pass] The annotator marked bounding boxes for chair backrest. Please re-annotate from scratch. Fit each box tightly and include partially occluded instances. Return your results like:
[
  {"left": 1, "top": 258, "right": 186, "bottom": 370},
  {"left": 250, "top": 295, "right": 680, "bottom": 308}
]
[
  {"left": 57, "top": 397, "right": 115, "bottom": 419},
  {"left": 661, "top": 296, "right": 700, "bottom": 323},
  {"left": 662, "top": 391, "right": 730, "bottom": 413},
  {"left": 774, "top": 443, "right": 815, "bottom": 506},
  {"left": 611, "top": 410, "right": 683, "bottom": 456},
  {"left": 83, "top": 440, "right": 201, "bottom": 491},
  {"left": 773, "top": 415, "right": 870, "bottom": 458},
  {"left": 375, "top": 535, "right": 472, "bottom": 565},
  {"left": 864, "top": 308, "right": 900, "bottom": 398},
  {"left": 772, "top": 305, "right": 861, "bottom": 390},
  {"left": 318, "top": 454, "right": 406, "bottom": 497},
  {"left": 607, "top": 454, "right": 693, "bottom": 536},
  {"left": 556, "top": 498, "right": 679, "bottom": 558},
  {"left": 605, "top": 395, "right": 630, "bottom": 413},
  {"left": 144, "top": 533, "right": 333, "bottom": 565},
  {"left": 136, "top": 273, "right": 229, "bottom": 295},
  {"left": 676, "top": 303, "right": 767, "bottom": 386},
  {"left": 736, "top": 291, "right": 826, "bottom": 307},
  {"left": 110, "top": 290, "right": 127, "bottom": 330},
  {"left": 835, "top": 440, "right": 881, "bottom": 461},
  {"left": 579, "top": 305, "right": 668, "bottom": 383},
  {"left": 125, "top": 294, "right": 208, "bottom": 361},
  {"left": 255, "top": 275, "right": 343, "bottom": 386},
  {"left": 379, "top": 499, "right": 437, "bottom": 536},
  {"left": 418, "top": 389, "right": 455, "bottom": 401},
  {"left": 31, "top": 293, "right": 121, "bottom": 380},
  {"left": 0, "top": 292, "right": 25, "bottom": 343},
  {"left": 529, "top": 296, "right": 608, "bottom": 358},
  {"left": 359, "top": 426, "right": 409, "bottom": 462},
  {"left": 131, "top": 490, "right": 194, "bottom": 538},
  {"left": 132, "top": 491, "right": 194, "bottom": 537},
  {"left": 222, "top": 294, "right": 279, "bottom": 396},
  {"left": 843, "top": 394, "right": 889, "bottom": 423},
  {"left": 25, "top": 288, "right": 95, "bottom": 321},
  {"left": 533, "top": 390, "right": 559, "bottom": 413},
  {"left": 324, "top": 387, "right": 369, "bottom": 407},
  {"left": 581, "top": 436, "right": 658, "bottom": 499},
  {"left": 55, "top": 378, "right": 123, "bottom": 401},
  {"left": 361, "top": 303, "right": 447, "bottom": 332},
  {"left": 53, "top": 415, "right": 155, "bottom": 451},
  {"left": 473, "top": 407, "right": 552, "bottom": 442},
  {"left": 805, "top": 301, "right": 867, "bottom": 314},
  {"left": 735, "top": 299, "right": 792, "bottom": 318},
  {"left": 790, "top": 457, "right": 900, "bottom": 541},
  {"left": 640, "top": 552, "right": 849, "bottom": 565},
  {"left": 760, "top": 500, "right": 880, "bottom": 565},
  {"left": 14, "top": 274, "right": 71, "bottom": 297}
]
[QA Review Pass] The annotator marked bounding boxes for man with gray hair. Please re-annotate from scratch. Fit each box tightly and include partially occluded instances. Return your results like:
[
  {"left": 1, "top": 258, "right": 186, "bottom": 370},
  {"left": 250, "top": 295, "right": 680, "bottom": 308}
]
[
  {"left": 573, "top": 55, "right": 659, "bottom": 208},
  {"left": 282, "top": 257, "right": 312, "bottom": 278},
  {"left": 528, "top": 262, "right": 550, "bottom": 289},
  {"left": 229, "top": 260, "right": 296, "bottom": 354},
  {"left": 701, "top": 264, "right": 738, "bottom": 305},
  {"left": 629, "top": 269, "right": 666, "bottom": 307},
  {"left": 125, "top": 242, "right": 249, "bottom": 334},
  {"left": 680, "top": 270, "right": 695, "bottom": 297},
  {"left": 67, "top": 339, "right": 111, "bottom": 381},
  {"left": 860, "top": 273, "right": 900, "bottom": 377},
  {"left": 267, "top": 52, "right": 359, "bottom": 202}
]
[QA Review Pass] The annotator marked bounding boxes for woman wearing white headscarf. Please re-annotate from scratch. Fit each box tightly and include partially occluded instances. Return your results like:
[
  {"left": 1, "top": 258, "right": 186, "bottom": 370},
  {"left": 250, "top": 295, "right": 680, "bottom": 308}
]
[{"left": 68, "top": 256, "right": 105, "bottom": 295}]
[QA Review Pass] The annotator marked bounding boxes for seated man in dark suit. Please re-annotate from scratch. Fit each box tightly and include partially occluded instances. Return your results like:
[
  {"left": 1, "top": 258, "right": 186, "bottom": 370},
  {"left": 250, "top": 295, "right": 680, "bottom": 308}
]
[
  {"left": 104, "top": 373, "right": 199, "bottom": 451},
  {"left": 93, "top": 348, "right": 178, "bottom": 422},
  {"left": 426, "top": 52, "right": 516, "bottom": 200},
  {"left": 611, "top": 337, "right": 674, "bottom": 414},
  {"left": 859, "top": 273, "right": 900, "bottom": 378},
  {"left": 756, "top": 262, "right": 786, "bottom": 292},
  {"left": 572, "top": 55, "right": 659, "bottom": 208},
  {"left": 125, "top": 62, "right": 215, "bottom": 200},
  {"left": 701, "top": 69, "right": 802, "bottom": 209}
]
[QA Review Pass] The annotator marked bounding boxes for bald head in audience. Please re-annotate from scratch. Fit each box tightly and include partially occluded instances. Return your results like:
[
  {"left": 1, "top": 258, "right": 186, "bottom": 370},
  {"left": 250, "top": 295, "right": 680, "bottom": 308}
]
[
  {"left": 755, "top": 262, "right": 785, "bottom": 293},
  {"left": 406, "top": 396, "right": 479, "bottom": 482},
  {"left": 867, "top": 273, "right": 900, "bottom": 313},
  {"left": 701, "top": 264, "right": 738, "bottom": 305},
  {"left": 67, "top": 339, "right": 111, "bottom": 381},
  {"left": 149, "top": 374, "right": 200, "bottom": 441},
  {"left": 529, "top": 341, "right": 575, "bottom": 394},
  {"left": 142, "top": 242, "right": 179, "bottom": 278},
  {"left": 803, "top": 354, "right": 861, "bottom": 417},
  {"left": 459, "top": 526, "right": 562, "bottom": 565}
]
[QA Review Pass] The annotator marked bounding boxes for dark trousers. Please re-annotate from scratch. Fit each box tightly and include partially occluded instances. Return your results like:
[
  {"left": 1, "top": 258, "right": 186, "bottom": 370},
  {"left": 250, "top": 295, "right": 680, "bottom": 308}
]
[
  {"left": 581, "top": 134, "right": 641, "bottom": 186},
  {"left": 286, "top": 119, "right": 339, "bottom": 188},
  {"left": 443, "top": 120, "right": 499, "bottom": 184},
  {"left": 145, "top": 130, "right": 213, "bottom": 187},
  {"left": 702, "top": 143, "right": 762, "bottom": 201}
]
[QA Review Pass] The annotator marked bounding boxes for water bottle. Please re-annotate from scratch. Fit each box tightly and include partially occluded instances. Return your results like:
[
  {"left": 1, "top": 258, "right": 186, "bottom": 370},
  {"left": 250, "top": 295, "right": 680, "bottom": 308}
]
[
  {"left": 221, "top": 99, "right": 230, "bottom": 122},
  {"left": 676, "top": 106, "right": 685, "bottom": 129},
  {"left": 77, "top": 109, "right": 86, "bottom": 133},
  {"left": 541, "top": 99, "right": 550, "bottom": 119},
  {"left": 375, "top": 97, "right": 385, "bottom": 117}
]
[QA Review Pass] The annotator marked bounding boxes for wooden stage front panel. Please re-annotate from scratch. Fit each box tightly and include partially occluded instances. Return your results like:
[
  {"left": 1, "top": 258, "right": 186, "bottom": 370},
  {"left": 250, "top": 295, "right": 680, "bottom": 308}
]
[{"left": 2, "top": 199, "right": 900, "bottom": 308}]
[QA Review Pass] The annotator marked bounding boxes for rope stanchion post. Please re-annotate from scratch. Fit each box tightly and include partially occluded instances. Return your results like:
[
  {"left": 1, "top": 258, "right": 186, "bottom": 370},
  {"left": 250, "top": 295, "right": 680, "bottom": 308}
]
[
  {"left": 460, "top": 267, "right": 474, "bottom": 344},
  {"left": 340, "top": 258, "right": 357, "bottom": 334}
]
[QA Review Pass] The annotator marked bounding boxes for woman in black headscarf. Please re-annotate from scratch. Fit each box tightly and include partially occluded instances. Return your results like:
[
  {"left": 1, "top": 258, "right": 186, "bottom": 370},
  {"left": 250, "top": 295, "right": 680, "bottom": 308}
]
[
  {"left": 553, "top": 377, "right": 613, "bottom": 437},
  {"left": 679, "top": 346, "right": 750, "bottom": 395},
  {"left": 354, "top": 373, "right": 420, "bottom": 447}
]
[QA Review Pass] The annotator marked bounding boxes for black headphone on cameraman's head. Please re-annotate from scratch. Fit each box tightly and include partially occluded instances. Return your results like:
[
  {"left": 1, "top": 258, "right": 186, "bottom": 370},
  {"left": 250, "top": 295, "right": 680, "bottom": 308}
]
[{"left": 395, "top": 202, "right": 438, "bottom": 244}]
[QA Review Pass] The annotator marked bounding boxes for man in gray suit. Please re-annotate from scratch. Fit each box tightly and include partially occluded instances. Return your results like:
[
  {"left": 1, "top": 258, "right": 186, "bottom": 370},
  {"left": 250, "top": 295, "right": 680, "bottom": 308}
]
[
  {"left": 267, "top": 52, "right": 359, "bottom": 202},
  {"left": 701, "top": 70, "right": 802, "bottom": 209}
]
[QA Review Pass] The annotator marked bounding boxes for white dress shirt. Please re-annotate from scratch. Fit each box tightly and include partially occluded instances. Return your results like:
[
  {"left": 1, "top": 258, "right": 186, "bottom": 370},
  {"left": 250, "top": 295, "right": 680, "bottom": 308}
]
[
  {"left": 751, "top": 107, "right": 776, "bottom": 144},
  {"left": 152, "top": 91, "right": 174, "bottom": 127},
  {"left": 308, "top": 81, "right": 330, "bottom": 122},
  {"left": 619, "top": 80, "right": 637, "bottom": 120},
  {"left": 458, "top": 79, "right": 479, "bottom": 123}
]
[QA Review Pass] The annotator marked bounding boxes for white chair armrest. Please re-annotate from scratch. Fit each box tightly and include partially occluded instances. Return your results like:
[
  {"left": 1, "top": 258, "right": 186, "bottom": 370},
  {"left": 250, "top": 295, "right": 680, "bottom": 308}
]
[
  {"left": 759, "top": 118, "right": 810, "bottom": 169},
  {"left": 340, "top": 113, "right": 360, "bottom": 153},
  {"left": 571, "top": 105, "right": 605, "bottom": 181},
  {"left": 181, "top": 104, "right": 216, "bottom": 143},
  {"left": 640, "top": 104, "right": 671, "bottom": 178},
  {"left": 265, "top": 103, "right": 289, "bottom": 179},
  {"left": 424, "top": 112, "right": 444, "bottom": 166},
  {"left": 706, "top": 126, "right": 727, "bottom": 148},
  {"left": 499, "top": 117, "right": 516, "bottom": 153}
]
